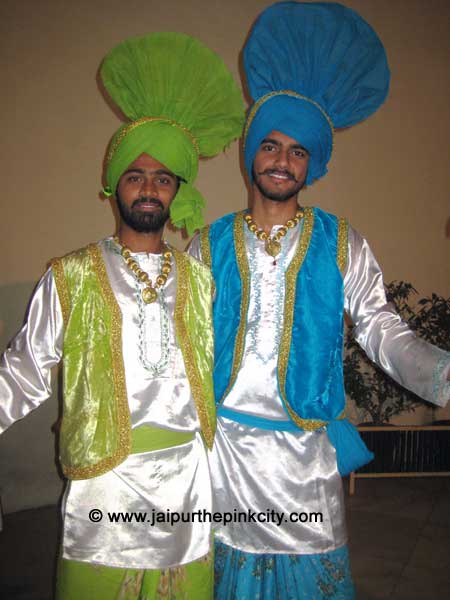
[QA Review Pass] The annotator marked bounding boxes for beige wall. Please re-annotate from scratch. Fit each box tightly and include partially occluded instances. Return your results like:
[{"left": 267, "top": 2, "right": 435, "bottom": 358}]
[{"left": 1, "top": 0, "right": 449, "bottom": 512}]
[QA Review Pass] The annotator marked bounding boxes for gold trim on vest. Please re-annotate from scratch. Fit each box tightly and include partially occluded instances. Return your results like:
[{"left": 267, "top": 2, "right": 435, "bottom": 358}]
[
  {"left": 218, "top": 212, "right": 251, "bottom": 404},
  {"left": 277, "top": 207, "right": 332, "bottom": 431},
  {"left": 216, "top": 209, "right": 345, "bottom": 431},
  {"left": 278, "top": 209, "right": 345, "bottom": 429},
  {"left": 337, "top": 217, "right": 349, "bottom": 418},
  {"left": 51, "top": 258, "right": 71, "bottom": 325},
  {"left": 173, "top": 250, "right": 215, "bottom": 449},
  {"left": 200, "top": 225, "right": 212, "bottom": 269},
  {"left": 63, "top": 244, "right": 131, "bottom": 479},
  {"left": 51, "top": 242, "right": 215, "bottom": 478},
  {"left": 337, "top": 217, "right": 348, "bottom": 274}
]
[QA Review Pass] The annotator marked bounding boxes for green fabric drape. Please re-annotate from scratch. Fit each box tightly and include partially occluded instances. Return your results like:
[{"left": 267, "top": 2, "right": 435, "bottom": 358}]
[{"left": 56, "top": 552, "right": 213, "bottom": 600}]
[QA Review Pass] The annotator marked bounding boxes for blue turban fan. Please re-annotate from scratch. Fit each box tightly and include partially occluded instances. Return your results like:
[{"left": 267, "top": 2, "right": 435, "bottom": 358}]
[{"left": 243, "top": 2, "right": 391, "bottom": 185}]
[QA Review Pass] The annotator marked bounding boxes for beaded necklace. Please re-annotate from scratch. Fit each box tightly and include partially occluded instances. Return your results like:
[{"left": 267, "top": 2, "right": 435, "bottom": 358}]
[
  {"left": 113, "top": 236, "right": 172, "bottom": 303},
  {"left": 112, "top": 237, "right": 172, "bottom": 375},
  {"left": 244, "top": 208, "right": 304, "bottom": 264}
]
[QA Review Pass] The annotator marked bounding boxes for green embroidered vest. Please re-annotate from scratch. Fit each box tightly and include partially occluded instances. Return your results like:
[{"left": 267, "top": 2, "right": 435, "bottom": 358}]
[{"left": 51, "top": 242, "right": 215, "bottom": 480}]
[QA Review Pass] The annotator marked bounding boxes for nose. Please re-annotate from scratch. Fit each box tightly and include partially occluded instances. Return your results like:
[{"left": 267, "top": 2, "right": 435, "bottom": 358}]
[
  {"left": 141, "top": 177, "right": 157, "bottom": 196},
  {"left": 274, "top": 148, "right": 289, "bottom": 169}
]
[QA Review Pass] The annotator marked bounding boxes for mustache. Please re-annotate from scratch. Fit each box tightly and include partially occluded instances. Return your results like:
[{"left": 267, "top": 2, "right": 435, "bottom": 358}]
[
  {"left": 132, "top": 197, "right": 164, "bottom": 210},
  {"left": 259, "top": 169, "right": 297, "bottom": 182}
]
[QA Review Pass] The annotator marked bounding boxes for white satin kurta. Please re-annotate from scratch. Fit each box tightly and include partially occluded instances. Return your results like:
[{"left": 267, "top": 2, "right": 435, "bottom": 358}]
[
  {"left": 0, "top": 238, "right": 212, "bottom": 569},
  {"left": 188, "top": 218, "right": 450, "bottom": 555}
]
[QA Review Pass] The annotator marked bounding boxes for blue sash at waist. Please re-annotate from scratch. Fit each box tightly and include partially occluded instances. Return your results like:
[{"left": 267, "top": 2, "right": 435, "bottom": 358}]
[
  {"left": 217, "top": 406, "right": 373, "bottom": 476},
  {"left": 217, "top": 406, "right": 303, "bottom": 432}
]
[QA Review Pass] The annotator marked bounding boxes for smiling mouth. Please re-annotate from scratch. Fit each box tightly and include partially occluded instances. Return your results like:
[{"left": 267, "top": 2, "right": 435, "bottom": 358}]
[
  {"left": 132, "top": 199, "right": 164, "bottom": 211},
  {"left": 262, "top": 170, "right": 296, "bottom": 182}
]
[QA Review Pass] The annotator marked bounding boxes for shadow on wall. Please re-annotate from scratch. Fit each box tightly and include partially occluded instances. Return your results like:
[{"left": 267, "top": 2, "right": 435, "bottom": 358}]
[{"left": 0, "top": 282, "right": 63, "bottom": 515}]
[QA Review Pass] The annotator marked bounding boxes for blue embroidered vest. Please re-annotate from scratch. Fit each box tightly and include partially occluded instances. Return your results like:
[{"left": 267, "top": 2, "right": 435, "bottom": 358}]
[{"left": 201, "top": 207, "right": 372, "bottom": 475}]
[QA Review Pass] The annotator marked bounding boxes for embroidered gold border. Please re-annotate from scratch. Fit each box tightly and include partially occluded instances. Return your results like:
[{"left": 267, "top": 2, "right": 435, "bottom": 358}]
[
  {"left": 173, "top": 250, "right": 215, "bottom": 449},
  {"left": 63, "top": 244, "right": 131, "bottom": 479},
  {"left": 106, "top": 116, "right": 199, "bottom": 166},
  {"left": 218, "top": 212, "right": 250, "bottom": 404},
  {"left": 337, "top": 218, "right": 348, "bottom": 274},
  {"left": 200, "top": 225, "right": 212, "bottom": 269},
  {"left": 275, "top": 207, "right": 327, "bottom": 431},
  {"left": 337, "top": 217, "right": 348, "bottom": 419},
  {"left": 50, "top": 258, "right": 71, "bottom": 326}
]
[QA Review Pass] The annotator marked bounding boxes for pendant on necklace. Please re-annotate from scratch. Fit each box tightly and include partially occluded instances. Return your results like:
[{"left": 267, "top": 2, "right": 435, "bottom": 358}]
[
  {"left": 142, "top": 287, "right": 158, "bottom": 304},
  {"left": 265, "top": 238, "right": 281, "bottom": 257}
]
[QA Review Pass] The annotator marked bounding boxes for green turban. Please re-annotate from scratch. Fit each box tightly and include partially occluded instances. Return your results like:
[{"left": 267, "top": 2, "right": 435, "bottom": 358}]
[{"left": 100, "top": 32, "right": 244, "bottom": 235}]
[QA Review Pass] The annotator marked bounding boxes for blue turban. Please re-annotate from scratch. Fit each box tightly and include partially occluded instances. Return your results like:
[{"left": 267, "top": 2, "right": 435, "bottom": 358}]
[{"left": 243, "top": 2, "right": 391, "bottom": 185}]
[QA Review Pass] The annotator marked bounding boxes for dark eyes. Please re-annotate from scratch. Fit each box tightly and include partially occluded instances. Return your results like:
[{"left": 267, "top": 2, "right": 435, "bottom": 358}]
[
  {"left": 260, "top": 145, "right": 307, "bottom": 158},
  {"left": 126, "top": 176, "right": 173, "bottom": 186}
]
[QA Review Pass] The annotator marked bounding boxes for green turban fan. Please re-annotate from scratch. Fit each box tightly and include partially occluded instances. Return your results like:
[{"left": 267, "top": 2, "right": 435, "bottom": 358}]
[{"left": 101, "top": 32, "right": 244, "bottom": 235}]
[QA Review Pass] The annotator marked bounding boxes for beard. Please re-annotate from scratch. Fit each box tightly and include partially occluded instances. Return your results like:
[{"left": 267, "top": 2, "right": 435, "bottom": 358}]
[
  {"left": 116, "top": 195, "right": 170, "bottom": 233},
  {"left": 252, "top": 167, "right": 306, "bottom": 202}
]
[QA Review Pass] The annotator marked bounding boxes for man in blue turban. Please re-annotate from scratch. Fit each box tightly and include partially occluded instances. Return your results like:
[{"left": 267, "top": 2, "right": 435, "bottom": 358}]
[{"left": 188, "top": 2, "right": 450, "bottom": 598}]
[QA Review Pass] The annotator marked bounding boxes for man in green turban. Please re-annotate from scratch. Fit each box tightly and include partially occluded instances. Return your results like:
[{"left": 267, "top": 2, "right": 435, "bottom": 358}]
[{"left": 0, "top": 32, "right": 244, "bottom": 599}]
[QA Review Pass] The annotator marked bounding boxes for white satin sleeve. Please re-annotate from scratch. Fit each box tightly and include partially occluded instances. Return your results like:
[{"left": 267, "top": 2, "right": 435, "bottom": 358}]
[
  {"left": 185, "top": 233, "right": 202, "bottom": 261},
  {"left": 0, "top": 269, "right": 63, "bottom": 433},
  {"left": 344, "top": 226, "right": 450, "bottom": 408}
]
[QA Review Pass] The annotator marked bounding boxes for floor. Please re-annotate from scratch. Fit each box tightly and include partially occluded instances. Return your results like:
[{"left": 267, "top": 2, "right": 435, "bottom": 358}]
[
  {"left": 0, "top": 477, "right": 449, "bottom": 599},
  {"left": 347, "top": 476, "right": 450, "bottom": 599}
]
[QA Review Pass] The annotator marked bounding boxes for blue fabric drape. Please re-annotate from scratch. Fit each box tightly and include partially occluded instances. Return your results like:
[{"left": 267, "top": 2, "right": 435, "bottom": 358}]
[
  {"left": 215, "top": 539, "right": 355, "bottom": 599},
  {"left": 243, "top": 1, "right": 390, "bottom": 184}
]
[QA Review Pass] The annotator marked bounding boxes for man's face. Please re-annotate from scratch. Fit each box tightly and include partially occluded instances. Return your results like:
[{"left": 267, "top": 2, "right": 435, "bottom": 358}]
[
  {"left": 252, "top": 130, "right": 309, "bottom": 202},
  {"left": 116, "top": 153, "right": 179, "bottom": 233}
]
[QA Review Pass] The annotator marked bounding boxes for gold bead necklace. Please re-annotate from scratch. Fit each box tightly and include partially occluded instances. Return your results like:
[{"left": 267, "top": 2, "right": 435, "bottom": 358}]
[
  {"left": 244, "top": 208, "right": 304, "bottom": 259},
  {"left": 113, "top": 236, "right": 173, "bottom": 304}
]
